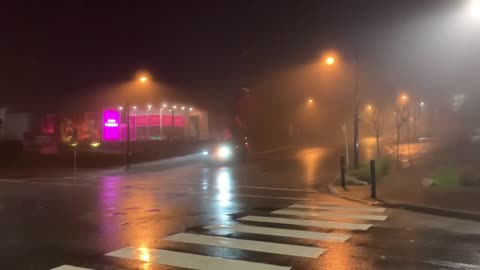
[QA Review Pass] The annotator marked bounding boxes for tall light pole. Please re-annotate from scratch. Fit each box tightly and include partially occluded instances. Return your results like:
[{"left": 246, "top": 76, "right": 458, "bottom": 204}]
[
  {"left": 353, "top": 54, "right": 360, "bottom": 169},
  {"left": 126, "top": 76, "right": 148, "bottom": 170},
  {"left": 325, "top": 54, "right": 360, "bottom": 169}
]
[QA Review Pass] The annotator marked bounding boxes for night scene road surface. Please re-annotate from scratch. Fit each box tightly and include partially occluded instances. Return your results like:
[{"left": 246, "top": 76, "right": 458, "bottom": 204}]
[{"left": 1, "top": 147, "right": 480, "bottom": 269}]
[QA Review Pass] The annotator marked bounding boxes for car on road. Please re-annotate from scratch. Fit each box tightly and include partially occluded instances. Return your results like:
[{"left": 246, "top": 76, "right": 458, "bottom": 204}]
[{"left": 202, "top": 137, "right": 250, "bottom": 164}]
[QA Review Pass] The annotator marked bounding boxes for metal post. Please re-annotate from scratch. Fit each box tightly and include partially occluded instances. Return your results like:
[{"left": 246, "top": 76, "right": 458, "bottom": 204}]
[
  {"left": 126, "top": 100, "right": 131, "bottom": 170},
  {"left": 171, "top": 108, "right": 175, "bottom": 139},
  {"left": 160, "top": 107, "right": 163, "bottom": 138},
  {"left": 73, "top": 146, "right": 77, "bottom": 183},
  {"left": 370, "top": 159, "right": 376, "bottom": 199},
  {"left": 340, "top": 156, "right": 346, "bottom": 190},
  {"left": 353, "top": 54, "right": 360, "bottom": 169}
]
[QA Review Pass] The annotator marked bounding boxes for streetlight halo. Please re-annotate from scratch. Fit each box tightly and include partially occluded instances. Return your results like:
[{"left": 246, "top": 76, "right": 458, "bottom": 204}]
[{"left": 326, "top": 57, "right": 335, "bottom": 65}]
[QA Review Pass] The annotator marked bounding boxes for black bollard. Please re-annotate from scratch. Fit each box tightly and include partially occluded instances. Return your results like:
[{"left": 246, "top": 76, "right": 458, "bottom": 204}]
[
  {"left": 370, "top": 160, "right": 376, "bottom": 199},
  {"left": 340, "top": 156, "right": 346, "bottom": 190}
]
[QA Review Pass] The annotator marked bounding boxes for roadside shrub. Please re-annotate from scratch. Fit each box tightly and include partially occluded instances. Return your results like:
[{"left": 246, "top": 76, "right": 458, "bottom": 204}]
[{"left": 351, "top": 157, "right": 391, "bottom": 183}]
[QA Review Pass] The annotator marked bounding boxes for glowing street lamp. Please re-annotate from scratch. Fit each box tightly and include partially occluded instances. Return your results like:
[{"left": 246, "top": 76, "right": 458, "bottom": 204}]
[
  {"left": 420, "top": 101, "right": 425, "bottom": 107},
  {"left": 189, "top": 107, "right": 193, "bottom": 111},
  {"left": 308, "top": 98, "right": 313, "bottom": 104},
  {"left": 173, "top": 105, "right": 177, "bottom": 109},
  {"left": 472, "top": 0, "right": 480, "bottom": 17},
  {"left": 139, "top": 76, "right": 148, "bottom": 83},
  {"left": 147, "top": 104, "right": 152, "bottom": 110},
  {"left": 181, "top": 106, "right": 185, "bottom": 110},
  {"left": 326, "top": 56, "right": 335, "bottom": 65},
  {"left": 163, "top": 103, "right": 167, "bottom": 108},
  {"left": 367, "top": 105, "right": 373, "bottom": 111},
  {"left": 118, "top": 106, "right": 123, "bottom": 111}
]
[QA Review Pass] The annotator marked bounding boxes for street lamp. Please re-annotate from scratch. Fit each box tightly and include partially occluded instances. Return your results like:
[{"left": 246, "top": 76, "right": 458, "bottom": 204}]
[
  {"left": 125, "top": 75, "right": 149, "bottom": 170},
  {"left": 325, "top": 53, "right": 360, "bottom": 168},
  {"left": 326, "top": 56, "right": 335, "bottom": 65},
  {"left": 420, "top": 101, "right": 425, "bottom": 107},
  {"left": 472, "top": 0, "right": 480, "bottom": 17},
  {"left": 367, "top": 105, "right": 373, "bottom": 111},
  {"left": 308, "top": 98, "right": 313, "bottom": 104}
]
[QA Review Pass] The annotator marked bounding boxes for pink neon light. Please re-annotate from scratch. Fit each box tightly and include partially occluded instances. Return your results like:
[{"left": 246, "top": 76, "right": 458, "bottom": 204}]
[{"left": 103, "top": 110, "right": 120, "bottom": 140}]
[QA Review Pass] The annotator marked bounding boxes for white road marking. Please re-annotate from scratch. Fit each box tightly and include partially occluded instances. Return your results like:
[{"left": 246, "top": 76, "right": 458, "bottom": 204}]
[
  {"left": 50, "top": 266, "right": 93, "bottom": 270},
  {"left": 227, "top": 193, "right": 313, "bottom": 201},
  {"left": 289, "top": 204, "right": 386, "bottom": 212},
  {"left": 238, "top": 215, "right": 372, "bottom": 230},
  {"left": 107, "top": 247, "right": 291, "bottom": 270},
  {"left": 205, "top": 223, "right": 351, "bottom": 242},
  {"left": 156, "top": 179, "right": 319, "bottom": 193},
  {"left": 236, "top": 185, "right": 318, "bottom": 193},
  {"left": 164, "top": 233, "right": 324, "bottom": 258},
  {"left": 272, "top": 209, "right": 388, "bottom": 221}
]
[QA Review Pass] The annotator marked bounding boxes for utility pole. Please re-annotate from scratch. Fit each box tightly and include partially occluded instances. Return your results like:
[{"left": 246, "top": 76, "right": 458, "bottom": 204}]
[
  {"left": 125, "top": 99, "right": 131, "bottom": 170},
  {"left": 353, "top": 53, "right": 360, "bottom": 169}
]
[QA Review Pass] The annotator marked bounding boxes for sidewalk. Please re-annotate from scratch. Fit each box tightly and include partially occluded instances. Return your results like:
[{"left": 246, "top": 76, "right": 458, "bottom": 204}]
[{"left": 334, "top": 141, "right": 480, "bottom": 219}]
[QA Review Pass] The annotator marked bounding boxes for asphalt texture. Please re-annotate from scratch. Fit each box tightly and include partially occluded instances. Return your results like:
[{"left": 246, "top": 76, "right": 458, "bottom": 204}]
[{"left": 1, "top": 146, "right": 480, "bottom": 270}]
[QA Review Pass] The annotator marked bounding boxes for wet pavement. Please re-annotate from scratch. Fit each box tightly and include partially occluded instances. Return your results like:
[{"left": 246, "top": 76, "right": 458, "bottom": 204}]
[{"left": 1, "top": 146, "right": 480, "bottom": 269}]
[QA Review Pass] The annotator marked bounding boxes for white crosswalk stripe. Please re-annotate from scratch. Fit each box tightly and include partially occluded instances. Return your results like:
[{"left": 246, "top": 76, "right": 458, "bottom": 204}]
[
  {"left": 107, "top": 247, "right": 291, "bottom": 270},
  {"left": 289, "top": 204, "right": 386, "bottom": 212},
  {"left": 164, "top": 232, "right": 325, "bottom": 258},
  {"left": 238, "top": 215, "right": 373, "bottom": 230},
  {"left": 205, "top": 223, "right": 351, "bottom": 242},
  {"left": 50, "top": 266, "right": 93, "bottom": 270},
  {"left": 272, "top": 209, "right": 388, "bottom": 221},
  {"left": 58, "top": 203, "right": 388, "bottom": 270}
]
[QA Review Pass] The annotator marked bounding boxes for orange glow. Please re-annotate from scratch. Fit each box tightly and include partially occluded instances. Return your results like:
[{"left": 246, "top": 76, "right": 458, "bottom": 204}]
[
  {"left": 139, "top": 76, "right": 148, "bottom": 83},
  {"left": 326, "top": 57, "right": 335, "bottom": 65},
  {"left": 308, "top": 98, "right": 313, "bottom": 103},
  {"left": 367, "top": 105, "right": 373, "bottom": 110},
  {"left": 138, "top": 244, "right": 151, "bottom": 262}
]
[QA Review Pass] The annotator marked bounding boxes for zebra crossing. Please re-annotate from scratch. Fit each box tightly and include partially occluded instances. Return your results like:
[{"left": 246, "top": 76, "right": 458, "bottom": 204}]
[{"left": 52, "top": 203, "right": 388, "bottom": 270}]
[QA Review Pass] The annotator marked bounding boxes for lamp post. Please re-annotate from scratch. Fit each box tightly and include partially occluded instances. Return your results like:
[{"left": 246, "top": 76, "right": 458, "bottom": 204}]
[
  {"left": 147, "top": 104, "right": 152, "bottom": 139},
  {"left": 126, "top": 76, "right": 147, "bottom": 170},
  {"left": 325, "top": 54, "right": 360, "bottom": 169}
]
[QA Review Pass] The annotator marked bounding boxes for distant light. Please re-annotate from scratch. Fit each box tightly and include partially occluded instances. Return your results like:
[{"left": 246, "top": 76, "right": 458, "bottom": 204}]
[
  {"left": 90, "top": 142, "right": 101, "bottom": 148},
  {"left": 189, "top": 107, "right": 193, "bottom": 111},
  {"left": 163, "top": 103, "right": 167, "bottom": 108},
  {"left": 181, "top": 106, "right": 185, "bottom": 110},
  {"left": 420, "top": 102, "right": 425, "bottom": 106},
  {"left": 139, "top": 76, "right": 147, "bottom": 83},
  {"left": 173, "top": 105, "right": 177, "bottom": 109},
  {"left": 147, "top": 104, "right": 152, "bottom": 110},
  {"left": 118, "top": 106, "right": 123, "bottom": 111},
  {"left": 401, "top": 95, "right": 408, "bottom": 101},
  {"left": 202, "top": 151, "right": 209, "bottom": 156},
  {"left": 367, "top": 105, "right": 373, "bottom": 110},
  {"left": 308, "top": 99, "right": 313, "bottom": 103},
  {"left": 326, "top": 57, "right": 335, "bottom": 65},
  {"left": 132, "top": 106, "right": 137, "bottom": 109},
  {"left": 169, "top": 109, "right": 172, "bottom": 112},
  {"left": 217, "top": 145, "right": 232, "bottom": 159},
  {"left": 472, "top": 0, "right": 480, "bottom": 17}
]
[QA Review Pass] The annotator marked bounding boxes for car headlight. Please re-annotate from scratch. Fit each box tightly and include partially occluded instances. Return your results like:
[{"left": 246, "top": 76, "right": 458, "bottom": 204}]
[{"left": 217, "top": 145, "right": 232, "bottom": 159}]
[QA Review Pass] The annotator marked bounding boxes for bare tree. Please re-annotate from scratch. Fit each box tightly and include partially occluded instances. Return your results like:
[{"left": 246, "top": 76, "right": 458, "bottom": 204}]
[
  {"left": 394, "top": 104, "right": 408, "bottom": 161},
  {"left": 367, "top": 105, "right": 384, "bottom": 157}
]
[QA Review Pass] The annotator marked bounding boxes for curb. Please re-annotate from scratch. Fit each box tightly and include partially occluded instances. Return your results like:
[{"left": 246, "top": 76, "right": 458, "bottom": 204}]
[
  {"left": 377, "top": 202, "right": 480, "bottom": 222},
  {"left": 327, "top": 182, "right": 381, "bottom": 206},
  {"left": 327, "top": 182, "right": 480, "bottom": 222}
]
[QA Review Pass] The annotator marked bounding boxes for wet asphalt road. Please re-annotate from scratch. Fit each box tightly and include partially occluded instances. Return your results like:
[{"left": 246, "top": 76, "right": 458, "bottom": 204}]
[{"left": 1, "top": 146, "right": 480, "bottom": 270}]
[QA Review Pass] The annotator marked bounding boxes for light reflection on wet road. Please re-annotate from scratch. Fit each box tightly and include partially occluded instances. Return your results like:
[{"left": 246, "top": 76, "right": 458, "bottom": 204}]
[{"left": 1, "top": 146, "right": 480, "bottom": 269}]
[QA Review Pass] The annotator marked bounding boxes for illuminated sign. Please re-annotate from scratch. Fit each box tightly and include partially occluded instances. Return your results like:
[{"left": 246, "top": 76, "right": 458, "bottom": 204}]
[{"left": 103, "top": 110, "right": 120, "bottom": 140}]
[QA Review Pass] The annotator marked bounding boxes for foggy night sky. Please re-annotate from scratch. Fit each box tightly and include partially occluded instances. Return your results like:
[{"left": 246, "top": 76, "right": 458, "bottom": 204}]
[{"left": 1, "top": 0, "right": 479, "bottom": 112}]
